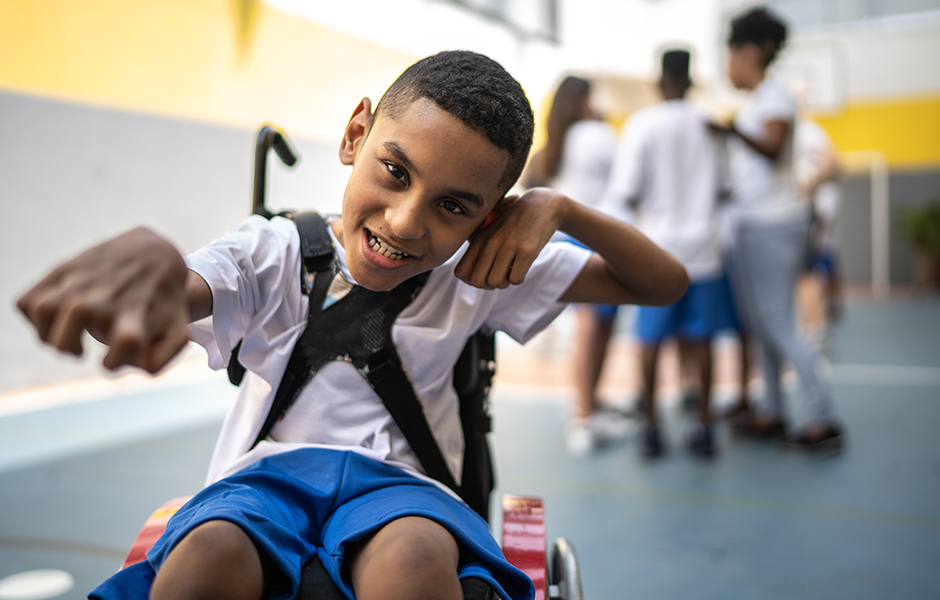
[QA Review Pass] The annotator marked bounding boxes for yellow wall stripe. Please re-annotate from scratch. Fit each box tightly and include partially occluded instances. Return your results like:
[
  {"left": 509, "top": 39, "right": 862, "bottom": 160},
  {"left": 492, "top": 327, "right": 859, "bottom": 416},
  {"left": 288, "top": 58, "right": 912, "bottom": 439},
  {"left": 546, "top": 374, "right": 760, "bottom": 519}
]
[
  {"left": 813, "top": 94, "right": 940, "bottom": 171},
  {"left": 0, "top": 0, "right": 417, "bottom": 140}
]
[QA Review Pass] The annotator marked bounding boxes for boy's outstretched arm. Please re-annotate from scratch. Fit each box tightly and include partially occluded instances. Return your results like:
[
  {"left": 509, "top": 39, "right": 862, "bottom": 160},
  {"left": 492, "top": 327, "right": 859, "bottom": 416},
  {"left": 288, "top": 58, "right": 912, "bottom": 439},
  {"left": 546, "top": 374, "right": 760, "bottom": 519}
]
[
  {"left": 16, "top": 227, "right": 212, "bottom": 373},
  {"left": 455, "top": 187, "right": 688, "bottom": 306}
]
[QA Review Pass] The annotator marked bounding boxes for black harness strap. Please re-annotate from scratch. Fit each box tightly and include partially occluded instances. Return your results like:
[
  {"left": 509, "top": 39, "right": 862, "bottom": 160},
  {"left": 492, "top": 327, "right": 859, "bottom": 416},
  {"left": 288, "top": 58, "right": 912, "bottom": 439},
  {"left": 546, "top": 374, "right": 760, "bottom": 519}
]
[
  {"left": 363, "top": 346, "right": 460, "bottom": 492},
  {"left": 294, "top": 212, "right": 334, "bottom": 274},
  {"left": 246, "top": 213, "right": 460, "bottom": 494}
]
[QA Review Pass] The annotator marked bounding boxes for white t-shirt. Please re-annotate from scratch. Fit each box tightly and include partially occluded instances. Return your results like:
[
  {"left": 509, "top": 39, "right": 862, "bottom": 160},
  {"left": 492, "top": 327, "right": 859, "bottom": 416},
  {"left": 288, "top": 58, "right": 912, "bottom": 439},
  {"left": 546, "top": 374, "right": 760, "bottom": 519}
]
[
  {"left": 729, "top": 78, "right": 803, "bottom": 223},
  {"left": 551, "top": 120, "right": 617, "bottom": 213},
  {"left": 794, "top": 118, "right": 841, "bottom": 250},
  {"left": 603, "top": 99, "right": 725, "bottom": 280},
  {"left": 185, "top": 216, "right": 591, "bottom": 490}
]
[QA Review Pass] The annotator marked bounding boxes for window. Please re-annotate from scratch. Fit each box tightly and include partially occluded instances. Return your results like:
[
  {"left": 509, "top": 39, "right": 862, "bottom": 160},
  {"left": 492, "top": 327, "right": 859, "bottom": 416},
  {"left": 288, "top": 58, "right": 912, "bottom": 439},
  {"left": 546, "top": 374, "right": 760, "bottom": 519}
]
[
  {"left": 444, "top": 0, "right": 558, "bottom": 42},
  {"left": 769, "top": 0, "right": 940, "bottom": 29}
]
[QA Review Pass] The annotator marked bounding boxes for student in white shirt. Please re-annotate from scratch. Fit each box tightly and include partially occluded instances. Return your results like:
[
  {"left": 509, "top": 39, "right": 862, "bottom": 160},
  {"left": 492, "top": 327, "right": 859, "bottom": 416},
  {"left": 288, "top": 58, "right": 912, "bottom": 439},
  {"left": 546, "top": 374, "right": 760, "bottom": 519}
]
[
  {"left": 713, "top": 7, "right": 845, "bottom": 451},
  {"left": 524, "top": 76, "right": 630, "bottom": 456},
  {"left": 606, "top": 49, "right": 732, "bottom": 457},
  {"left": 794, "top": 116, "right": 843, "bottom": 344}
]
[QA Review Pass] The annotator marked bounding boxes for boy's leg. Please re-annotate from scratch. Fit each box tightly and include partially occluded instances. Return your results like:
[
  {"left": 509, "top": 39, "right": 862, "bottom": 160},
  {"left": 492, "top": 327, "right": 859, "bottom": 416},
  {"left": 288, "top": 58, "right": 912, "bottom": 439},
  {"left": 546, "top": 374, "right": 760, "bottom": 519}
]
[
  {"left": 825, "top": 255, "right": 843, "bottom": 323},
  {"left": 676, "top": 339, "right": 701, "bottom": 411},
  {"left": 676, "top": 333, "right": 716, "bottom": 456},
  {"left": 635, "top": 302, "right": 680, "bottom": 457},
  {"left": 639, "top": 341, "right": 662, "bottom": 425},
  {"left": 151, "top": 519, "right": 268, "bottom": 600},
  {"left": 347, "top": 516, "right": 462, "bottom": 600},
  {"left": 318, "top": 451, "right": 534, "bottom": 600},
  {"left": 638, "top": 341, "right": 665, "bottom": 457},
  {"left": 568, "top": 305, "right": 624, "bottom": 455},
  {"left": 720, "top": 329, "right": 754, "bottom": 419},
  {"left": 732, "top": 330, "right": 752, "bottom": 414},
  {"left": 681, "top": 338, "right": 712, "bottom": 427},
  {"left": 572, "top": 306, "right": 614, "bottom": 419},
  {"left": 718, "top": 258, "right": 753, "bottom": 418}
]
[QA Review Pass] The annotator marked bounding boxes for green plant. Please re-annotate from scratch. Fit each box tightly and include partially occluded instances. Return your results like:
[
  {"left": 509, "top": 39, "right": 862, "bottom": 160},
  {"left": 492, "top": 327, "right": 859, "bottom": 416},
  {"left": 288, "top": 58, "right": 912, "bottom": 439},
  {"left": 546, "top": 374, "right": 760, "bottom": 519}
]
[{"left": 902, "top": 201, "right": 940, "bottom": 259}]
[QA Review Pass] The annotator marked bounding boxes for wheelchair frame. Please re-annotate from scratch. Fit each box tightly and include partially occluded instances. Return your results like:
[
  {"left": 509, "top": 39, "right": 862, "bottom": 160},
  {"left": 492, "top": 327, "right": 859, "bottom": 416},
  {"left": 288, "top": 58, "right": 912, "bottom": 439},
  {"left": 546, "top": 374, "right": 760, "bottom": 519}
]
[{"left": 118, "top": 124, "right": 584, "bottom": 600}]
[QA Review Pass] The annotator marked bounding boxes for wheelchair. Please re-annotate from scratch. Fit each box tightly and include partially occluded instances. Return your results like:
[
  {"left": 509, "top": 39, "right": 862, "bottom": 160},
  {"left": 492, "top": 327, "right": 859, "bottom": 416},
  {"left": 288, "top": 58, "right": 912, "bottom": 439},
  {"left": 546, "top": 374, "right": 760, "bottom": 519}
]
[{"left": 119, "top": 125, "right": 584, "bottom": 600}]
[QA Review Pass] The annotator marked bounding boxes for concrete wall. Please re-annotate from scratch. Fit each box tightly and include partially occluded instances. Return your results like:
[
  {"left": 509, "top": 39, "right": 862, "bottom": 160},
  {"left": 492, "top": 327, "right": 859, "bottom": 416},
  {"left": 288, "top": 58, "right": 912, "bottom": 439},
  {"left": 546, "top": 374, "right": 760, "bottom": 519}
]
[{"left": 1, "top": 89, "right": 345, "bottom": 394}]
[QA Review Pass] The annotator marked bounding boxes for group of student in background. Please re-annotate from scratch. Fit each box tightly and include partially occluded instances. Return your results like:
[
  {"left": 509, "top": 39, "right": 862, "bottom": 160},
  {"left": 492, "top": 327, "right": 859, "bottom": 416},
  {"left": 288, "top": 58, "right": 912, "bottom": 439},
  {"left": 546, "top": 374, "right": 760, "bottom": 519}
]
[{"left": 526, "top": 6, "right": 847, "bottom": 459}]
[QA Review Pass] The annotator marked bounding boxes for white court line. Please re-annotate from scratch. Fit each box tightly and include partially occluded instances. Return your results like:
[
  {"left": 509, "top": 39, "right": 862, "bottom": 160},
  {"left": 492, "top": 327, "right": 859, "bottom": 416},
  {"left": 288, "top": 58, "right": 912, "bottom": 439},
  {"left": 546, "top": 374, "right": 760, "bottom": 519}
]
[
  {"left": 822, "top": 361, "right": 940, "bottom": 387},
  {"left": 493, "top": 361, "right": 940, "bottom": 408}
]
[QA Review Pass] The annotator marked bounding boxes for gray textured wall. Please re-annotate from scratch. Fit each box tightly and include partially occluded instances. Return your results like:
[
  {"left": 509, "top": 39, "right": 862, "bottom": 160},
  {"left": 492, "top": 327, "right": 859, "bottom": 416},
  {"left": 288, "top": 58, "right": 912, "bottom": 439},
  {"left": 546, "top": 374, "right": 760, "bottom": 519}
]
[
  {"left": 838, "top": 170, "right": 940, "bottom": 287},
  {"left": 1, "top": 90, "right": 347, "bottom": 394}
]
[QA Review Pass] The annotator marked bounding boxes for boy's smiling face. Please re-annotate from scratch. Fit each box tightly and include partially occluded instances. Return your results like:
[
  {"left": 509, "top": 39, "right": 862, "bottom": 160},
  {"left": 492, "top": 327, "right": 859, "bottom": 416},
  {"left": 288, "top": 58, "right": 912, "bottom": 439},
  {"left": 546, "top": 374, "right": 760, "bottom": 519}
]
[{"left": 334, "top": 96, "right": 511, "bottom": 291}]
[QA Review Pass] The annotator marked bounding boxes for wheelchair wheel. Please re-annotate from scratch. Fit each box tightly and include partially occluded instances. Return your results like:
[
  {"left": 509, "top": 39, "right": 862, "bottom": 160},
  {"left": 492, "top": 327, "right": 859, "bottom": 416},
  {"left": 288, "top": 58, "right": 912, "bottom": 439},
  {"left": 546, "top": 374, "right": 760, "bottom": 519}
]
[{"left": 549, "top": 538, "right": 584, "bottom": 600}]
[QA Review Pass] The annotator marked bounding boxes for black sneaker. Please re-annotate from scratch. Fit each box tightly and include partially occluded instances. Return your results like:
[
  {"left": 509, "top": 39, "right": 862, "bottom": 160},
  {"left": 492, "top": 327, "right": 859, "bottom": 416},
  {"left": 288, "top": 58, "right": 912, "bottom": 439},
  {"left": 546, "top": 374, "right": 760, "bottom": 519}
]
[
  {"left": 641, "top": 423, "right": 665, "bottom": 457},
  {"left": 687, "top": 423, "right": 716, "bottom": 457},
  {"left": 731, "top": 414, "right": 788, "bottom": 439},
  {"left": 783, "top": 424, "right": 845, "bottom": 451}
]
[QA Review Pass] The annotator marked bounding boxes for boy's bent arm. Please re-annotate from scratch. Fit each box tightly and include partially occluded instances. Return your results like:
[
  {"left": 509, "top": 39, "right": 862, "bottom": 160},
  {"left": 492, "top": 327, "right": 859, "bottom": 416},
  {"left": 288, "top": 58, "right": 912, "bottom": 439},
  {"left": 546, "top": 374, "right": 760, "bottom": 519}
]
[
  {"left": 456, "top": 188, "right": 688, "bottom": 306},
  {"left": 555, "top": 193, "right": 688, "bottom": 306},
  {"left": 16, "top": 227, "right": 207, "bottom": 374}
]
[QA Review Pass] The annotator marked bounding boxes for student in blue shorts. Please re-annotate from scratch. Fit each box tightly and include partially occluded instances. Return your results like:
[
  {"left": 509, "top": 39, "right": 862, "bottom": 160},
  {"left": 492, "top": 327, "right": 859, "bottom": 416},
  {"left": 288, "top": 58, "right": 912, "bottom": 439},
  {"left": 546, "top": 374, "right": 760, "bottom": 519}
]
[
  {"left": 604, "top": 49, "right": 730, "bottom": 457},
  {"left": 17, "top": 50, "right": 688, "bottom": 600}
]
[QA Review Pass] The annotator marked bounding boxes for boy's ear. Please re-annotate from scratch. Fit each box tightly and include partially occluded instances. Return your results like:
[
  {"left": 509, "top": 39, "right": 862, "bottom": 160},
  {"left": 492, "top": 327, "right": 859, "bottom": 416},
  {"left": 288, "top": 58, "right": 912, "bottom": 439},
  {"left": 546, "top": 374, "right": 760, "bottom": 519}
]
[
  {"left": 339, "top": 97, "right": 373, "bottom": 166},
  {"left": 479, "top": 194, "right": 517, "bottom": 230}
]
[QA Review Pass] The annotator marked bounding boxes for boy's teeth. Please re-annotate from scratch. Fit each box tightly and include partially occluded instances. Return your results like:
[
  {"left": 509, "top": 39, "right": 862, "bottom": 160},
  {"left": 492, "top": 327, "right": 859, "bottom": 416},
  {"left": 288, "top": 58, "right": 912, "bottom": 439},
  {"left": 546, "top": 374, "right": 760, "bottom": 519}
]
[{"left": 368, "top": 232, "right": 408, "bottom": 260}]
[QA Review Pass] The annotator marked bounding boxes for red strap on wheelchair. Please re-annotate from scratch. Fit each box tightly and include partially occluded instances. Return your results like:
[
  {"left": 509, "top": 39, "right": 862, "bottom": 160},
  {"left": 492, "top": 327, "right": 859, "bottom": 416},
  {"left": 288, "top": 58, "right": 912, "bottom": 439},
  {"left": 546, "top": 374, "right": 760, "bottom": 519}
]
[
  {"left": 122, "top": 496, "right": 190, "bottom": 569},
  {"left": 501, "top": 495, "right": 547, "bottom": 600}
]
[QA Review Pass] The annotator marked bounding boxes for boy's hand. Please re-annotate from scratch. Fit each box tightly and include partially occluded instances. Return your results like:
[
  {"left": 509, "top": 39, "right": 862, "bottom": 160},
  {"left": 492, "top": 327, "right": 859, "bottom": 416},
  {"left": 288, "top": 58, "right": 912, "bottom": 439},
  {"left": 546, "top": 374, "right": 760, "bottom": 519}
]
[
  {"left": 707, "top": 119, "right": 733, "bottom": 135},
  {"left": 16, "top": 227, "right": 191, "bottom": 374},
  {"left": 455, "top": 188, "right": 568, "bottom": 289}
]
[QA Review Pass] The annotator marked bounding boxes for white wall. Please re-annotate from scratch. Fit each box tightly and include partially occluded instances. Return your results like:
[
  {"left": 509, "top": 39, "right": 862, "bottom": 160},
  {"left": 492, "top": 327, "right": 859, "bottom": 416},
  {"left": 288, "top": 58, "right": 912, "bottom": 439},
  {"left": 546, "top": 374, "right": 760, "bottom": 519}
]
[
  {"left": 772, "top": 11, "right": 940, "bottom": 111},
  {"left": 266, "top": 0, "right": 731, "bottom": 119}
]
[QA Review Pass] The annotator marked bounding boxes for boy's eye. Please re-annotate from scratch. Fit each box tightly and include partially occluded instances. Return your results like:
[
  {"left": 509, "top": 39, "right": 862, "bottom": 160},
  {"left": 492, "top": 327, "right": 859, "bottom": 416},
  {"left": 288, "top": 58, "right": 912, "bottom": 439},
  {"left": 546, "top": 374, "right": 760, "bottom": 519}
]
[
  {"left": 439, "top": 199, "right": 466, "bottom": 215},
  {"left": 385, "top": 162, "right": 407, "bottom": 184}
]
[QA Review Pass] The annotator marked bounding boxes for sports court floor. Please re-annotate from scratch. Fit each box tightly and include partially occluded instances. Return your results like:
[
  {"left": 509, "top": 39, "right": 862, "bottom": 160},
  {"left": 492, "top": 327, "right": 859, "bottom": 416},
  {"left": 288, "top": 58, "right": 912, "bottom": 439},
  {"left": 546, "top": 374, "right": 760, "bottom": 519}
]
[{"left": 1, "top": 291, "right": 938, "bottom": 599}]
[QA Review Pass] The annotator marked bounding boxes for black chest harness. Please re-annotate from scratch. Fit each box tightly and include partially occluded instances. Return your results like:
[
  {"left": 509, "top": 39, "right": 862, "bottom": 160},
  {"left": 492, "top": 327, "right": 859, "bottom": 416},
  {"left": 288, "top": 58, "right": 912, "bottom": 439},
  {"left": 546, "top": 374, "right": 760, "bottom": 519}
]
[{"left": 227, "top": 212, "right": 494, "bottom": 518}]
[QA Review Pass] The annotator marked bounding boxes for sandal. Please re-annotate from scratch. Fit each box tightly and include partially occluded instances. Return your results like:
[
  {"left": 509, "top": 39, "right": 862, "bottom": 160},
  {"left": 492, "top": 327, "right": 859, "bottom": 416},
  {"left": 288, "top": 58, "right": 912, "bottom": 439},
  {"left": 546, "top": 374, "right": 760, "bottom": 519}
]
[
  {"left": 783, "top": 424, "right": 845, "bottom": 451},
  {"left": 721, "top": 400, "right": 751, "bottom": 420}
]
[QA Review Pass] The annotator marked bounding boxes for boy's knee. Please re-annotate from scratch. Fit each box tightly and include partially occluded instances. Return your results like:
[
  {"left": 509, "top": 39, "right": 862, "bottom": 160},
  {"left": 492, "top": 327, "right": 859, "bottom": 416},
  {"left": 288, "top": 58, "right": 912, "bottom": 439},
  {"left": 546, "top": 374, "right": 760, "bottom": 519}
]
[
  {"left": 177, "top": 520, "right": 259, "bottom": 563},
  {"left": 350, "top": 516, "right": 462, "bottom": 600},
  {"left": 152, "top": 520, "right": 266, "bottom": 600}
]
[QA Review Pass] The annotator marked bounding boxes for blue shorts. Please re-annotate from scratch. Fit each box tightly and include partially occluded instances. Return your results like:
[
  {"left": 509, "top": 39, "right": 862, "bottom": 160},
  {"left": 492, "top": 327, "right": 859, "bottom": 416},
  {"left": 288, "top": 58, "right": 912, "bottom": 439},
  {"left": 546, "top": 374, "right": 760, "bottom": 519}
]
[
  {"left": 574, "top": 302, "right": 619, "bottom": 322},
  {"left": 635, "top": 275, "right": 738, "bottom": 343},
  {"left": 805, "top": 250, "right": 836, "bottom": 275},
  {"left": 89, "top": 449, "right": 533, "bottom": 600},
  {"left": 559, "top": 234, "right": 618, "bottom": 320}
]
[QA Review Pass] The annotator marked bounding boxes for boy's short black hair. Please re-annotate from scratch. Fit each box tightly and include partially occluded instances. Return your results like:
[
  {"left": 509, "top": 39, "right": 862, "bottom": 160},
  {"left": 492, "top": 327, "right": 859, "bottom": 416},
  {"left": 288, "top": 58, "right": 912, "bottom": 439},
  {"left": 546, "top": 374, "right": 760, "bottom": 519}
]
[
  {"left": 728, "top": 6, "right": 788, "bottom": 66},
  {"left": 662, "top": 49, "right": 691, "bottom": 82},
  {"left": 374, "top": 50, "right": 534, "bottom": 192}
]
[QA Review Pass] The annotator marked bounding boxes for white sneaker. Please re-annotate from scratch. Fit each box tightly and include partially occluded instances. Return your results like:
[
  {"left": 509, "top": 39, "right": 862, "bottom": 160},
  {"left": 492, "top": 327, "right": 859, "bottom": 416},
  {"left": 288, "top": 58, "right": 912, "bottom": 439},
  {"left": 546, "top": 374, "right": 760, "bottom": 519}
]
[
  {"left": 565, "top": 411, "right": 634, "bottom": 456},
  {"left": 566, "top": 420, "right": 595, "bottom": 456},
  {"left": 588, "top": 410, "right": 634, "bottom": 444}
]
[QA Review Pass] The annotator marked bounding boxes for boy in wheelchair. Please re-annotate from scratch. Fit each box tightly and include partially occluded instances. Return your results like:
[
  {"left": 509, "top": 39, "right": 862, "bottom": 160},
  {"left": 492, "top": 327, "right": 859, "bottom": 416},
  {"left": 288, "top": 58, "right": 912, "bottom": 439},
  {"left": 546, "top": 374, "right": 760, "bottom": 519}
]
[{"left": 16, "top": 50, "right": 688, "bottom": 600}]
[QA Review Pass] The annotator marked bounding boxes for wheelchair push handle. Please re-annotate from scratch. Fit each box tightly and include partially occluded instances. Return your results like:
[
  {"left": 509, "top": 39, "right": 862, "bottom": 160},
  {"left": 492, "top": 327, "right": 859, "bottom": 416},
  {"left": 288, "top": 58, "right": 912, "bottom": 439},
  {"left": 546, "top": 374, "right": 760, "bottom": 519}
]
[{"left": 252, "top": 124, "right": 299, "bottom": 218}]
